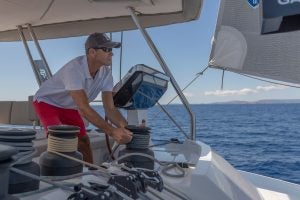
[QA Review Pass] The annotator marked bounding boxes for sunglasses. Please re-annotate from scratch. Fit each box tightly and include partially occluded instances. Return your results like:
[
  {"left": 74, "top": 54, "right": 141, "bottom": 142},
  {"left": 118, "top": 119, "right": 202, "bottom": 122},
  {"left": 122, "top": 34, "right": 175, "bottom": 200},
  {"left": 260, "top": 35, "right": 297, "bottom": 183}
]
[{"left": 93, "top": 47, "right": 112, "bottom": 52}]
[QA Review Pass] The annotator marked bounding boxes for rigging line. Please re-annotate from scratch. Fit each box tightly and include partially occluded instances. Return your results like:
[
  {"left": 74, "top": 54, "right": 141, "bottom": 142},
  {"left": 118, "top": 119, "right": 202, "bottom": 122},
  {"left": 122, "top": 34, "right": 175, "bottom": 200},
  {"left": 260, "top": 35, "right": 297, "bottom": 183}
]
[
  {"left": 119, "top": 31, "right": 124, "bottom": 81},
  {"left": 221, "top": 69, "right": 225, "bottom": 90},
  {"left": 236, "top": 72, "right": 300, "bottom": 89},
  {"left": 136, "top": 90, "right": 189, "bottom": 138},
  {"left": 111, "top": 152, "right": 168, "bottom": 166},
  {"left": 156, "top": 102, "right": 189, "bottom": 139},
  {"left": 164, "top": 66, "right": 209, "bottom": 106},
  {"left": 40, "top": 0, "right": 55, "bottom": 20},
  {"left": 49, "top": 150, "right": 108, "bottom": 173},
  {"left": 152, "top": 66, "right": 209, "bottom": 119}
]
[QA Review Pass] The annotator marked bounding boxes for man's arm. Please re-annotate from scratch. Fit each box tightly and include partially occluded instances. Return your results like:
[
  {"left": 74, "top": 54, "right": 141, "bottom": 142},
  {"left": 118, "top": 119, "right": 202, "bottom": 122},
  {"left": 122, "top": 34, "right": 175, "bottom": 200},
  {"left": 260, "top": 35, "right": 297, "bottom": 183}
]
[
  {"left": 69, "top": 90, "right": 132, "bottom": 144},
  {"left": 102, "top": 91, "right": 127, "bottom": 128}
]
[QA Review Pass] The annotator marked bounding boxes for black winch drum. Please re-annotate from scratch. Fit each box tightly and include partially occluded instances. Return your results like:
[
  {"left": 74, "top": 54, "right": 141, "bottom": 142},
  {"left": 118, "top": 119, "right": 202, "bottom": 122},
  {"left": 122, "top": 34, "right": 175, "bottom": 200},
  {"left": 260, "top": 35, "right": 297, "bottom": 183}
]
[
  {"left": 0, "top": 144, "right": 19, "bottom": 200},
  {"left": 119, "top": 126, "right": 154, "bottom": 169},
  {"left": 125, "top": 125, "right": 151, "bottom": 149},
  {"left": 39, "top": 125, "right": 83, "bottom": 176},
  {"left": 8, "top": 162, "right": 40, "bottom": 194},
  {"left": 0, "top": 129, "right": 40, "bottom": 194}
]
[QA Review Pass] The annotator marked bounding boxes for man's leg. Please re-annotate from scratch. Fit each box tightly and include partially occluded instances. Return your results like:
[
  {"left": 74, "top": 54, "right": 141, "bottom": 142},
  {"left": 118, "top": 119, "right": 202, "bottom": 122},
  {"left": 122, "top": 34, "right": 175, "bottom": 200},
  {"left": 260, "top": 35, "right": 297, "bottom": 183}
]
[
  {"left": 77, "top": 135, "right": 93, "bottom": 164},
  {"left": 33, "top": 101, "right": 93, "bottom": 163},
  {"left": 59, "top": 108, "right": 94, "bottom": 164},
  {"left": 33, "top": 101, "right": 62, "bottom": 135}
]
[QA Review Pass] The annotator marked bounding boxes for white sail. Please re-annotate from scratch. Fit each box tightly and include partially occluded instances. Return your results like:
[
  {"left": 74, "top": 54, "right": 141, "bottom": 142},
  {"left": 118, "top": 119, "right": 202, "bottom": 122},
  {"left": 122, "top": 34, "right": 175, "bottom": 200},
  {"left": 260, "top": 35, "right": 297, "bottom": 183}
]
[{"left": 209, "top": 0, "right": 300, "bottom": 84}]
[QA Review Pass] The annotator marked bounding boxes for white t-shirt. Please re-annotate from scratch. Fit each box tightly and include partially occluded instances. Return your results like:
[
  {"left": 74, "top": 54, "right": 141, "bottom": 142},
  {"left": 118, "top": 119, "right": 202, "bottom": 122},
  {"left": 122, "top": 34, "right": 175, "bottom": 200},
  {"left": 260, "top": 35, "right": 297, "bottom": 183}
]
[{"left": 34, "top": 55, "right": 113, "bottom": 109}]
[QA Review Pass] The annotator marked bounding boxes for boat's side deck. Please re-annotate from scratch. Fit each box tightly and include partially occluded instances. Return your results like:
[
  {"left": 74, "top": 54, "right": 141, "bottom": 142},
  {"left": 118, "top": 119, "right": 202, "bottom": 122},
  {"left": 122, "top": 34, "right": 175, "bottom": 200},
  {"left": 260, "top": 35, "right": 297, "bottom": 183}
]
[{"left": 240, "top": 170, "right": 300, "bottom": 200}]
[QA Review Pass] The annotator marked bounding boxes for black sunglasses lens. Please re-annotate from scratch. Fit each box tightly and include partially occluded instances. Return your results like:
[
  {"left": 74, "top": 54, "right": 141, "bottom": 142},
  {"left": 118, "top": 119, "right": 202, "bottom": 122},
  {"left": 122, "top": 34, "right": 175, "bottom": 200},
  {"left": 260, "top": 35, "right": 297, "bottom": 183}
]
[
  {"left": 102, "top": 47, "right": 112, "bottom": 52},
  {"left": 93, "top": 47, "right": 112, "bottom": 52}
]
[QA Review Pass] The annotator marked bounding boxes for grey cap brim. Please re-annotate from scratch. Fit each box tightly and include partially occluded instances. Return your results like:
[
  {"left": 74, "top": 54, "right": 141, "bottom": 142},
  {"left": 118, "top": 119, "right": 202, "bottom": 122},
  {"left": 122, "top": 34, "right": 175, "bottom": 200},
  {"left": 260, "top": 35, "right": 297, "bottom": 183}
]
[{"left": 102, "top": 41, "right": 121, "bottom": 48}]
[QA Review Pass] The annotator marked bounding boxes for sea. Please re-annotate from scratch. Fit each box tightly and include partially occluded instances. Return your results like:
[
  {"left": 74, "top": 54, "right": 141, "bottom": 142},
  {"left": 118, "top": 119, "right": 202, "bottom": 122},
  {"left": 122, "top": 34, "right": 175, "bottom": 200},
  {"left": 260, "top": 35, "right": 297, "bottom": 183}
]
[{"left": 93, "top": 104, "right": 300, "bottom": 184}]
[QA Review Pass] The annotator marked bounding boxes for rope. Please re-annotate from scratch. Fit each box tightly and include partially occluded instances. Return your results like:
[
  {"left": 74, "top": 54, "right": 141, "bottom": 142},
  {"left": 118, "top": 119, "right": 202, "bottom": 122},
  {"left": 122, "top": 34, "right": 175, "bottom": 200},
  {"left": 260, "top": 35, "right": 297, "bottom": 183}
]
[
  {"left": 10, "top": 167, "right": 73, "bottom": 192},
  {"left": 221, "top": 69, "right": 225, "bottom": 90},
  {"left": 236, "top": 71, "right": 300, "bottom": 88},
  {"left": 161, "top": 163, "right": 185, "bottom": 178},
  {"left": 119, "top": 31, "right": 124, "bottom": 82},
  {"left": 47, "top": 135, "right": 78, "bottom": 152},
  {"left": 104, "top": 116, "right": 115, "bottom": 160},
  {"left": 48, "top": 150, "right": 108, "bottom": 173},
  {"left": 40, "top": 0, "right": 55, "bottom": 20},
  {"left": 159, "top": 66, "right": 209, "bottom": 108},
  {"left": 12, "top": 149, "right": 37, "bottom": 165},
  {"left": 46, "top": 134, "right": 108, "bottom": 171},
  {"left": 151, "top": 65, "right": 209, "bottom": 128},
  {"left": 156, "top": 102, "right": 189, "bottom": 139},
  {"left": 211, "top": 66, "right": 300, "bottom": 88},
  {"left": 136, "top": 90, "right": 189, "bottom": 138},
  {"left": 112, "top": 152, "right": 167, "bottom": 166}
]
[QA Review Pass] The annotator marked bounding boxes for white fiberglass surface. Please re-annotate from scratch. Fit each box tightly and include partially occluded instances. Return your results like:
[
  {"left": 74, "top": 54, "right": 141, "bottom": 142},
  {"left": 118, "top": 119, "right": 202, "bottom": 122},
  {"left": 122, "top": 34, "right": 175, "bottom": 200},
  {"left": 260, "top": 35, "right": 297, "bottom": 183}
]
[{"left": 0, "top": 0, "right": 181, "bottom": 32}]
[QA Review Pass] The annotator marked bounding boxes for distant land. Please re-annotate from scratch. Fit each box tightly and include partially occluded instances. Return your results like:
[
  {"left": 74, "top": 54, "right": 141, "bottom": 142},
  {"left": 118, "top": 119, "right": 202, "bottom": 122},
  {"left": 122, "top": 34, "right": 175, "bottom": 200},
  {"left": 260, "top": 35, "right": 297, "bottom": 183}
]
[{"left": 211, "top": 99, "right": 300, "bottom": 104}]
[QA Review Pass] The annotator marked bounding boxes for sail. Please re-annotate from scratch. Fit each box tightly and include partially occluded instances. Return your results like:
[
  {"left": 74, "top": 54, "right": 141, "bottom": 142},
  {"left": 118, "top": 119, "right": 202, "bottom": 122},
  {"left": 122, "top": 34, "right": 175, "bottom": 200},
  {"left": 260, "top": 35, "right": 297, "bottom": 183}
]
[{"left": 209, "top": 0, "right": 300, "bottom": 84}]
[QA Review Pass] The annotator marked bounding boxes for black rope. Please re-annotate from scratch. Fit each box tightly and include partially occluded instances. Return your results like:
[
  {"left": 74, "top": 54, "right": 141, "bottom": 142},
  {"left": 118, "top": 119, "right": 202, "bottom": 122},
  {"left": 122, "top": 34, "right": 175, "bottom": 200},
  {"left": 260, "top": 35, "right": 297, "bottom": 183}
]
[
  {"left": 40, "top": 0, "right": 55, "bottom": 20},
  {"left": 221, "top": 69, "right": 225, "bottom": 90}
]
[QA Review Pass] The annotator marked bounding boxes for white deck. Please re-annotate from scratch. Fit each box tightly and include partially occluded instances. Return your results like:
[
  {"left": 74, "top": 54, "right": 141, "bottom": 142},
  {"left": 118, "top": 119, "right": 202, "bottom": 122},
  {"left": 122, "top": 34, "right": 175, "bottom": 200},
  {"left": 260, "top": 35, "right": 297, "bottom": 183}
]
[
  {"left": 241, "top": 170, "right": 300, "bottom": 200},
  {"left": 13, "top": 139, "right": 300, "bottom": 200}
]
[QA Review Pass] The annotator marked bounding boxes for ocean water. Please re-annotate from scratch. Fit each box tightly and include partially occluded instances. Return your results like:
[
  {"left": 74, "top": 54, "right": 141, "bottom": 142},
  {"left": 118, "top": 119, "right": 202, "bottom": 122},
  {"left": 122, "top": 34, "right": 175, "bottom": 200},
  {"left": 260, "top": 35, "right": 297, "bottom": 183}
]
[{"left": 94, "top": 104, "right": 300, "bottom": 184}]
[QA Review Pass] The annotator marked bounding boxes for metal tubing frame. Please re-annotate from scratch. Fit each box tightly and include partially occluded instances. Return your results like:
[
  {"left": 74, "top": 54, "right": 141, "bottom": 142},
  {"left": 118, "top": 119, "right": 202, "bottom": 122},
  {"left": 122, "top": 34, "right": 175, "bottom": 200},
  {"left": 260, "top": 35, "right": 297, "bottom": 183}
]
[
  {"left": 17, "top": 25, "right": 42, "bottom": 86},
  {"left": 27, "top": 23, "right": 53, "bottom": 78},
  {"left": 127, "top": 7, "right": 196, "bottom": 140}
]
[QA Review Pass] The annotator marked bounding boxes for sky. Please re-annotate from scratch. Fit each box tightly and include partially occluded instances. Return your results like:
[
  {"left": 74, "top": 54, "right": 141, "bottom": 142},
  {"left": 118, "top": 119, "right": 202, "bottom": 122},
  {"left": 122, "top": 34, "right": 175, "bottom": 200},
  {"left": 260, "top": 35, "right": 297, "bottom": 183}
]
[{"left": 1, "top": 0, "right": 300, "bottom": 104}]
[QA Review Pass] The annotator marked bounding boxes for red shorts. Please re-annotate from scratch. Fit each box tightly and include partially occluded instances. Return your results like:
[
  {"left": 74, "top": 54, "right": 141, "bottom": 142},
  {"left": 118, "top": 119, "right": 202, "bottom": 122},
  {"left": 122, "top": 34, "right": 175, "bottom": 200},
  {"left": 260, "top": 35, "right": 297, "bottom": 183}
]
[{"left": 33, "top": 101, "right": 86, "bottom": 137}]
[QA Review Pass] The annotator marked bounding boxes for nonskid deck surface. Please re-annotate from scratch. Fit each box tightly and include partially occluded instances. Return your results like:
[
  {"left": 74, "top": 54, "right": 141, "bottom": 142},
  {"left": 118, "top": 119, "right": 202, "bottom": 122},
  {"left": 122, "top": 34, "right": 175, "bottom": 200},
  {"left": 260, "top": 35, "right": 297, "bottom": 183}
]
[
  {"left": 5, "top": 139, "right": 200, "bottom": 200},
  {"left": 1, "top": 129, "right": 299, "bottom": 200}
]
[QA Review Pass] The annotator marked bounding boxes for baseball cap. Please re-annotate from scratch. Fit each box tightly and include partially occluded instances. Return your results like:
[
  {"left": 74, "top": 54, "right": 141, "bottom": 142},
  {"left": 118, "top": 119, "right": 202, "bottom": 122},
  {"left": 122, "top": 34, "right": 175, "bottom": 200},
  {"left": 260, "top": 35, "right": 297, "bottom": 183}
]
[{"left": 85, "top": 33, "right": 121, "bottom": 52}]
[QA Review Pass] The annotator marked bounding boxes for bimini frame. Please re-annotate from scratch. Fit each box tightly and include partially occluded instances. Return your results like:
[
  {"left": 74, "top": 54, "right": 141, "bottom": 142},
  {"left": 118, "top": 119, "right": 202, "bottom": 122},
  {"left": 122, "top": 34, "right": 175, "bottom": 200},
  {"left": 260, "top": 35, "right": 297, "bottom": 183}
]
[{"left": 16, "top": 7, "right": 196, "bottom": 140}]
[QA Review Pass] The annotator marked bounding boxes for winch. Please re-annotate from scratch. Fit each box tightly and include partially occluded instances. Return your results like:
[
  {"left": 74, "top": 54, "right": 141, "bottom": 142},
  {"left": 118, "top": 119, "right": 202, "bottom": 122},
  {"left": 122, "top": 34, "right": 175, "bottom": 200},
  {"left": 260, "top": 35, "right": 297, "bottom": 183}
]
[
  {"left": 0, "top": 129, "right": 40, "bottom": 194},
  {"left": 39, "top": 125, "right": 83, "bottom": 176},
  {"left": 113, "top": 64, "right": 169, "bottom": 170},
  {"left": 0, "top": 144, "right": 19, "bottom": 200}
]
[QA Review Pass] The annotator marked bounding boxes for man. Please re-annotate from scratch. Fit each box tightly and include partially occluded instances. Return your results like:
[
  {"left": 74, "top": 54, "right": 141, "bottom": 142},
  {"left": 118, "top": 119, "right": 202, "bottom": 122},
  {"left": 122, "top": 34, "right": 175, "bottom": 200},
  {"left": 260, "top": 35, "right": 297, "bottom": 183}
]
[{"left": 33, "top": 33, "right": 133, "bottom": 163}]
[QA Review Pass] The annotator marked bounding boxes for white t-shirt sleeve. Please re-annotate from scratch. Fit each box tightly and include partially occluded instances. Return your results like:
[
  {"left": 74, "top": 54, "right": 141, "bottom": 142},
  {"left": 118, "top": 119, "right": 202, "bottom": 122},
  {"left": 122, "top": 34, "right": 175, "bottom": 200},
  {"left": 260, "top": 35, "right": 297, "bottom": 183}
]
[
  {"left": 101, "top": 67, "right": 113, "bottom": 92},
  {"left": 61, "top": 63, "right": 85, "bottom": 91}
]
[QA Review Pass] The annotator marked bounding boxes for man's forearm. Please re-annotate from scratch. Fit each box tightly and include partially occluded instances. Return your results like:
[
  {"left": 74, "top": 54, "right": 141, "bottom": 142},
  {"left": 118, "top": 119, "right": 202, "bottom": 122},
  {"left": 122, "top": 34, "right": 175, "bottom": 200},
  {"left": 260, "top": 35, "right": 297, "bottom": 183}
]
[
  {"left": 105, "top": 108, "right": 127, "bottom": 128},
  {"left": 80, "top": 105, "right": 114, "bottom": 135}
]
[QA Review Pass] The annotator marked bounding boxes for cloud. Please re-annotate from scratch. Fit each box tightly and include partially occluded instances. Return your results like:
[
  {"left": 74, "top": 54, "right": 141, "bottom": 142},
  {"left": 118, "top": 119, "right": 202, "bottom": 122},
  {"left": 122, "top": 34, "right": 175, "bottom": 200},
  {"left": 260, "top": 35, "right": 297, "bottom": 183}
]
[
  {"left": 256, "top": 85, "right": 287, "bottom": 91},
  {"left": 183, "top": 92, "right": 195, "bottom": 97},
  {"left": 204, "top": 85, "right": 287, "bottom": 96},
  {"left": 204, "top": 88, "right": 256, "bottom": 96}
]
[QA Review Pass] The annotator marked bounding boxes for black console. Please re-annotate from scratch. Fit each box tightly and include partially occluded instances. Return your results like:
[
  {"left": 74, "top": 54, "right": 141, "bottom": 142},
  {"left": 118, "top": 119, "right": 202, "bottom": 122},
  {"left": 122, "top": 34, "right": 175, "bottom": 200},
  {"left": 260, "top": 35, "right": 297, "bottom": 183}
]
[{"left": 113, "top": 64, "right": 169, "bottom": 109}]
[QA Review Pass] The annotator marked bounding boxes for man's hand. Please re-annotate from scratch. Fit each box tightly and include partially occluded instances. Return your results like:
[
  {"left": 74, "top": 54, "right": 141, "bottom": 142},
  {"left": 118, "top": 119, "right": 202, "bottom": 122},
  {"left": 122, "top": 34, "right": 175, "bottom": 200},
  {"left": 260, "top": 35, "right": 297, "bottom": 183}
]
[
  {"left": 110, "top": 127, "right": 133, "bottom": 144},
  {"left": 102, "top": 91, "right": 128, "bottom": 128}
]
